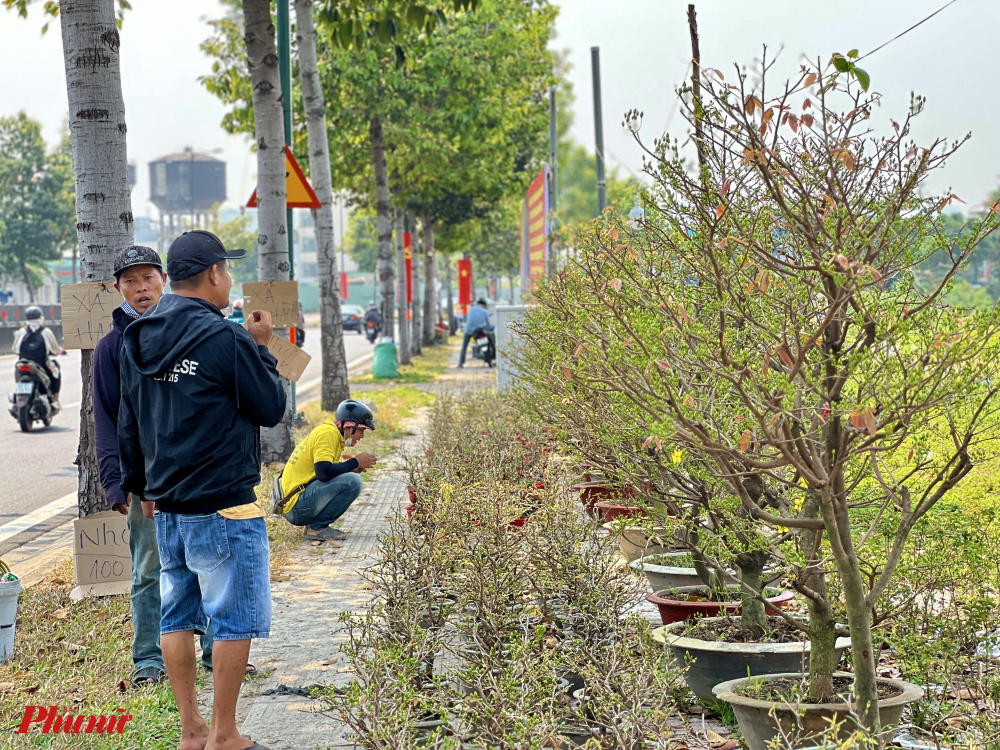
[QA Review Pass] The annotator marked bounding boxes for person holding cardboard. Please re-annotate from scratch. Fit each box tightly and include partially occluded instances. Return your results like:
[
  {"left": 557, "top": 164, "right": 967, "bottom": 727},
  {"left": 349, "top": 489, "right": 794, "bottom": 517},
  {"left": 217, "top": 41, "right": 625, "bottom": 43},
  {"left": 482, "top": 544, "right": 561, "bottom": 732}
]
[
  {"left": 119, "top": 230, "right": 286, "bottom": 750},
  {"left": 92, "top": 245, "right": 185, "bottom": 689}
]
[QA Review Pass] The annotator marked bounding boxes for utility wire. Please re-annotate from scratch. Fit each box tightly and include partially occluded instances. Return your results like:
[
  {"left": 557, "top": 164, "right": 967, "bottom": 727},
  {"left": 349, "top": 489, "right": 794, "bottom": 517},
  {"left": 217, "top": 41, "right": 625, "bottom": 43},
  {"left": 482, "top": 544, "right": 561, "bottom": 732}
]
[{"left": 858, "top": 0, "right": 959, "bottom": 61}]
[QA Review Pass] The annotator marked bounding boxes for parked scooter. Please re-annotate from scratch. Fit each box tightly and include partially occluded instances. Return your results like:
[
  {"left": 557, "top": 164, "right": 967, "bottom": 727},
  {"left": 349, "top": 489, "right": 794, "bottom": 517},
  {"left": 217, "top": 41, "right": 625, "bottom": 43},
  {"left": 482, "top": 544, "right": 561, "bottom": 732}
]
[
  {"left": 470, "top": 327, "right": 495, "bottom": 367},
  {"left": 8, "top": 359, "right": 58, "bottom": 432}
]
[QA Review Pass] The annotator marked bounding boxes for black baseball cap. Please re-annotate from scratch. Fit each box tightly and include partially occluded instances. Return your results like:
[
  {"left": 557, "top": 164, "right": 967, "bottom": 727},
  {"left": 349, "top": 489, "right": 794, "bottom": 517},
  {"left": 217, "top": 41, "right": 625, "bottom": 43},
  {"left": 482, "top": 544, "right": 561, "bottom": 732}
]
[
  {"left": 114, "top": 245, "right": 163, "bottom": 280},
  {"left": 167, "top": 230, "right": 246, "bottom": 281}
]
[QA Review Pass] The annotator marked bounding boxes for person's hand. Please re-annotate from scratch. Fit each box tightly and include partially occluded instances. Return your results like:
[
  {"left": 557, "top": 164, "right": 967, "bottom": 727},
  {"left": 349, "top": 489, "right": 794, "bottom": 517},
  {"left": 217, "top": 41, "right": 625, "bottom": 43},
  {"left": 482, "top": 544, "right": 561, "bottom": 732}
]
[
  {"left": 111, "top": 496, "right": 130, "bottom": 515},
  {"left": 246, "top": 310, "right": 273, "bottom": 347},
  {"left": 141, "top": 500, "right": 156, "bottom": 519},
  {"left": 355, "top": 453, "right": 377, "bottom": 470},
  {"left": 60, "top": 349, "right": 67, "bottom": 356}
]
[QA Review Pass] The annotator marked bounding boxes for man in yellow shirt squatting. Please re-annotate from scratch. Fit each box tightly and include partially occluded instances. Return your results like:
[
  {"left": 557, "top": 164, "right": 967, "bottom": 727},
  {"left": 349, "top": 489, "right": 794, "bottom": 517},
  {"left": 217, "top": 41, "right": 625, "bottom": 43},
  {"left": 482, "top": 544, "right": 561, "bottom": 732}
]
[{"left": 274, "top": 399, "right": 378, "bottom": 542}]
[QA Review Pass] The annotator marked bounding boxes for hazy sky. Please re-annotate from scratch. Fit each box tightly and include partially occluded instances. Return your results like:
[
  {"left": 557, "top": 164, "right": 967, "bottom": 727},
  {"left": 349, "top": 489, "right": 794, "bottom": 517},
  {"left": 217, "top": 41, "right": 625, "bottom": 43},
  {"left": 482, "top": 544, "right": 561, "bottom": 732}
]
[{"left": 1, "top": 0, "right": 996, "bottom": 218}]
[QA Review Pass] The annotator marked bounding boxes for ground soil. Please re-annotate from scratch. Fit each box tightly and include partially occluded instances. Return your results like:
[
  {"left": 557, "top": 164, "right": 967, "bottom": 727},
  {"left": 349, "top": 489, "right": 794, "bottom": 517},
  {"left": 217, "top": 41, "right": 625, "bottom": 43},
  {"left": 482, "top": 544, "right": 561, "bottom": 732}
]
[
  {"left": 681, "top": 614, "right": 808, "bottom": 643},
  {"left": 734, "top": 675, "right": 904, "bottom": 704}
]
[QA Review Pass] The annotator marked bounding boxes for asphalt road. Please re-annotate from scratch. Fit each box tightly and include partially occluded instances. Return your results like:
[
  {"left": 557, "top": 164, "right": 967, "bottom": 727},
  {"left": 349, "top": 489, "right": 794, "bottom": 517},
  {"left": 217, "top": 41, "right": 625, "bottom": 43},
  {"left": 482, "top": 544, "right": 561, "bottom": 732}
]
[{"left": 0, "top": 323, "right": 376, "bottom": 552}]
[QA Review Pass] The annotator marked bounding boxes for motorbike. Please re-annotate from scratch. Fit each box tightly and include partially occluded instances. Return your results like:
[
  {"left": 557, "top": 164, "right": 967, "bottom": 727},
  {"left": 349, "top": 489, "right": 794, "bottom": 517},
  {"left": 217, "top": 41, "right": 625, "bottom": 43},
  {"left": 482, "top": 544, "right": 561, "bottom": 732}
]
[
  {"left": 470, "top": 328, "right": 495, "bottom": 367},
  {"left": 365, "top": 319, "right": 380, "bottom": 344},
  {"left": 8, "top": 359, "right": 58, "bottom": 432}
]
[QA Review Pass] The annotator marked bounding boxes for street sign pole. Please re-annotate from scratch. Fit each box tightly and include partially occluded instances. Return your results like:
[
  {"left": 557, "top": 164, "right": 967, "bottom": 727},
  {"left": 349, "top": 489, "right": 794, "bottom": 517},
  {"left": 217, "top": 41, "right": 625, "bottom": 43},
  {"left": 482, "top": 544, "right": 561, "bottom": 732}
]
[
  {"left": 277, "top": 0, "right": 297, "bottom": 415},
  {"left": 591, "top": 46, "right": 607, "bottom": 215}
]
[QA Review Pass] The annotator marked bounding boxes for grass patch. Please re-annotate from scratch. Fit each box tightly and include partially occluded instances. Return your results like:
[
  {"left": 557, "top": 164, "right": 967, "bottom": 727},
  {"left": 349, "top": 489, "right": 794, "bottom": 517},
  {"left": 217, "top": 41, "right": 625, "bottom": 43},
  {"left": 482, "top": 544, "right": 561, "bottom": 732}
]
[
  {"left": 348, "top": 341, "right": 453, "bottom": 385},
  {"left": 0, "top": 558, "right": 184, "bottom": 748},
  {"left": 297, "top": 385, "right": 434, "bottom": 463}
]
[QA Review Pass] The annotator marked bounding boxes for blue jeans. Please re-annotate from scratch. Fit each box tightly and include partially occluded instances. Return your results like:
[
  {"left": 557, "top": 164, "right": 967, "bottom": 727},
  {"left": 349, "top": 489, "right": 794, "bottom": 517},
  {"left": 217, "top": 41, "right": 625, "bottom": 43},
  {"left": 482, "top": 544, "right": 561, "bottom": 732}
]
[
  {"left": 458, "top": 325, "right": 495, "bottom": 366},
  {"left": 156, "top": 512, "right": 271, "bottom": 641},
  {"left": 129, "top": 500, "right": 215, "bottom": 669},
  {"left": 284, "top": 473, "right": 364, "bottom": 530}
]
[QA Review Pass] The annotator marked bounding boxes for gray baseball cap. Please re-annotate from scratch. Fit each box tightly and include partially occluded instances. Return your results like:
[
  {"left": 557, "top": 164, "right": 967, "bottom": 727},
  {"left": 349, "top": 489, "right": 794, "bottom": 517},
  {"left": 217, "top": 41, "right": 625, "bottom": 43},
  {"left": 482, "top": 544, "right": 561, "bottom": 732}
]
[{"left": 114, "top": 245, "right": 163, "bottom": 280}]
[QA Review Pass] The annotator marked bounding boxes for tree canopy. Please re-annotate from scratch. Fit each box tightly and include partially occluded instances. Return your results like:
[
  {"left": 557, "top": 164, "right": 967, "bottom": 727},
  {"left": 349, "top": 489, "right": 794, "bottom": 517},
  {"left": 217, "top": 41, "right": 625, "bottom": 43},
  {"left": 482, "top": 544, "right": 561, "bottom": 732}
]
[{"left": 0, "top": 112, "right": 75, "bottom": 299}]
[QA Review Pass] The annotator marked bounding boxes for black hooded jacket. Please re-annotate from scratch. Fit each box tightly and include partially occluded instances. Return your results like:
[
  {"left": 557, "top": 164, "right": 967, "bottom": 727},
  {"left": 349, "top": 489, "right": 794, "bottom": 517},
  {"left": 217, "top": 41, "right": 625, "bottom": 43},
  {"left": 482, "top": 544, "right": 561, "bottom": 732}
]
[{"left": 118, "top": 294, "right": 286, "bottom": 513}]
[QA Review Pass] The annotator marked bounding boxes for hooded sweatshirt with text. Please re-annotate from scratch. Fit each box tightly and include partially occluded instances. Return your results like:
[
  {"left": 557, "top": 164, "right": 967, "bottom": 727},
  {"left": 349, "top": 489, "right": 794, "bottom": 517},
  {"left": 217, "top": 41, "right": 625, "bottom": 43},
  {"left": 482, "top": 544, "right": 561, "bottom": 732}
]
[{"left": 118, "top": 294, "right": 286, "bottom": 513}]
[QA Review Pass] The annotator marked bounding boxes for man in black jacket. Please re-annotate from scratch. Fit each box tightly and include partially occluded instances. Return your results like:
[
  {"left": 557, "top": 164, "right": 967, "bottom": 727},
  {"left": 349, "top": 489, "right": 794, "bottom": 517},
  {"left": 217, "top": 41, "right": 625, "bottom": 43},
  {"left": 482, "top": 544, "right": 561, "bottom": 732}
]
[
  {"left": 93, "top": 245, "right": 191, "bottom": 689},
  {"left": 119, "top": 230, "right": 286, "bottom": 750}
]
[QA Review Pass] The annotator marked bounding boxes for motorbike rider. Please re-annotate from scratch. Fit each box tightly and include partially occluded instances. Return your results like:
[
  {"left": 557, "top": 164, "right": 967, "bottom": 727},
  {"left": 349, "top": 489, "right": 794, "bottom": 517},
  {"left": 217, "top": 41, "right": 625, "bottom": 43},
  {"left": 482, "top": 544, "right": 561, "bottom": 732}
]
[
  {"left": 363, "top": 303, "right": 381, "bottom": 331},
  {"left": 13, "top": 306, "right": 63, "bottom": 402},
  {"left": 457, "top": 298, "right": 494, "bottom": 368}
]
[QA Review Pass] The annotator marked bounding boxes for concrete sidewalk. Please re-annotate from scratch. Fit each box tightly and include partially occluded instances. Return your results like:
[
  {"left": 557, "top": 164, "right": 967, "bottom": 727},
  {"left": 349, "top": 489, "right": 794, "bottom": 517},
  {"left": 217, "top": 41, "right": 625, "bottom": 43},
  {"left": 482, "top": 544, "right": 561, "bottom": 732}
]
[{"left": 232, "top": 351, "right": 492, "bottom": 749}]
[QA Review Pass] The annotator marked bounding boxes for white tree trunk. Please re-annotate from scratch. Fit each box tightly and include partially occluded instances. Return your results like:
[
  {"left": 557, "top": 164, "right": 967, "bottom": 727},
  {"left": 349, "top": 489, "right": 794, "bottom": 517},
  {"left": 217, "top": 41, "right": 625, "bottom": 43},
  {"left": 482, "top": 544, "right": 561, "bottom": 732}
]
[
  {"left": 294, "top": 0, "right": 349, "bottom": 410},
  {"left": 445, "top": 253, "right": 456, "bottom": 334},
  {"left": 370, "top": 115, "right": 395, "bottom": 344},
  {"left": 60, "top": 0, "right": 134, "bottom": 517},
  {"left": 395, "top": 208, "right": 411, "bottom": 365},
  {"left": 244, "top": 0, "right": 293, "bottom": 461},
  {"left": 421, "top": 217, "right": 436, "bottom": 346},
  {"left": 408, "top": 209, "right": 421, "bottom": 357}
]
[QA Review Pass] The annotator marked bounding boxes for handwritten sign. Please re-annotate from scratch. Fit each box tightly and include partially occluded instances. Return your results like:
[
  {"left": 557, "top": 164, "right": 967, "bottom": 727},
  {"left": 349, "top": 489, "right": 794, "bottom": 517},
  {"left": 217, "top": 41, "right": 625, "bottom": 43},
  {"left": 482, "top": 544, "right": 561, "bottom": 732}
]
[
  {"left": 266, "top": 332, "right": 311, "bottom": 382},
  {"left": 69, "top": 511, "right": 131, "bottom": 602},
  {"left": 243, "top": 281, "right": 299, "bottom": 328},
  {"left": 60, "top": 282, "right": 118, "bottom": 349}
]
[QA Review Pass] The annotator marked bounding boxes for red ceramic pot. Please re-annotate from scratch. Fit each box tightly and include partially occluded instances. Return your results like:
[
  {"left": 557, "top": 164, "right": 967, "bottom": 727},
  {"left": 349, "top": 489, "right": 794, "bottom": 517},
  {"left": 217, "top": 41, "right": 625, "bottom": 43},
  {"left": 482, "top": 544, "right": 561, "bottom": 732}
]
[
  {"left": 647, "top": 587, "right": 796, "bottom": 625},
  {"left": 407, "top": 486, "right": 417, "bottom": 504},
  {"left": 405, "top": 503, "right": 416, "bottom": 519},
  {"left": 594, "top": 502, "right": 647, "bottom": 523},
  {"left": 508, "top": 516, "right": 529, "bottom": 529},
  {"left": 572, "top": 483, "right": 636, "bottom": 517}
]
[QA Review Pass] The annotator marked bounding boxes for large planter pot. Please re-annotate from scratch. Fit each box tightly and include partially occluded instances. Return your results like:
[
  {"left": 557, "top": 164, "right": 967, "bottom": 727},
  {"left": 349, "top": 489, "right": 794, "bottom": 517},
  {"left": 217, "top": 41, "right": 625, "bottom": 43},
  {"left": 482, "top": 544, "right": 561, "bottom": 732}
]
[
  {"left": 594, "top": 502, "right": 646, "bottom": 523},
  {"left": 652, "top": 617, "right": 851, "bottom": 703},
  {"left": 603, "top": 523, "right": 670, "bottom": 563},
  {"left": 572, "top": 483, "right": 635, "bottom": 517},
  {"left": 713, "top": 671, "right": 924, "bottom": 750},
  {"left": 630, "top": 551, "right": 704, "bottom": 591},
  {"left": 647, "top": 586, "right": 796, "bottom": 625}
]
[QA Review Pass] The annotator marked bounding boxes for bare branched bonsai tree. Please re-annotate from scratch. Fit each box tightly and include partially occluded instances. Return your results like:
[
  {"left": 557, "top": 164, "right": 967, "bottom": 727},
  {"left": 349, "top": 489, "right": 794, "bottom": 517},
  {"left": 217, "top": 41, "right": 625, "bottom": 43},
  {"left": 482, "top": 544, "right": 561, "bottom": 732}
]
[{"left": 518, "top": 49, "right": 1000, "bottom": 731}]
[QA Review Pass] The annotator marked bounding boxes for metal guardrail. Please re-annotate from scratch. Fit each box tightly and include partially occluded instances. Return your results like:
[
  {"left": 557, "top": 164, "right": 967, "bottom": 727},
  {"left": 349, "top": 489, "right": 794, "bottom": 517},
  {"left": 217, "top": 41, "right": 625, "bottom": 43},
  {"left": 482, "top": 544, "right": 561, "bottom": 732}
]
[{"left": 0, "top": 305, "right": 63, "bottom": 355}]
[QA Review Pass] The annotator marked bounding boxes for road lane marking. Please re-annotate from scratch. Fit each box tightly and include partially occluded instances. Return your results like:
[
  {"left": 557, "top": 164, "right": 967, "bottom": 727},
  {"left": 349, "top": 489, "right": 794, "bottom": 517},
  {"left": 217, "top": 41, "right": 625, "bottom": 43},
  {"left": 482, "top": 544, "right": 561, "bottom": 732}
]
[
  {"left": 0, "top": 491, "right": 77, "bottom": 544},
  {"left": 297, "top": 353, "right": 374, "bottom": 406}
]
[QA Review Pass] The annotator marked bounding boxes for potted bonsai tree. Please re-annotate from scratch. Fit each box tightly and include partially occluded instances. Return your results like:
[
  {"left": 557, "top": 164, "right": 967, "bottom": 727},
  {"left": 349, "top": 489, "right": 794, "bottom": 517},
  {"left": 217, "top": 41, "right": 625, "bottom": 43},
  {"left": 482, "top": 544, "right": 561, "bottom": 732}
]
[{"left": 517, "top": 46, "right": 1000, "bottom": 741}]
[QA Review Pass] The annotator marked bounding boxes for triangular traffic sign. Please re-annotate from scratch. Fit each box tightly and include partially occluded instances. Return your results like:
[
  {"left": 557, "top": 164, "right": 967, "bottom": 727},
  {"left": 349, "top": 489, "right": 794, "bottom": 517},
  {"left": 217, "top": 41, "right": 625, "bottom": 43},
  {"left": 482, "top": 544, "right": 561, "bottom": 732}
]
[{"left": 247, "top": 145, "right": 322, "bottom": 209}]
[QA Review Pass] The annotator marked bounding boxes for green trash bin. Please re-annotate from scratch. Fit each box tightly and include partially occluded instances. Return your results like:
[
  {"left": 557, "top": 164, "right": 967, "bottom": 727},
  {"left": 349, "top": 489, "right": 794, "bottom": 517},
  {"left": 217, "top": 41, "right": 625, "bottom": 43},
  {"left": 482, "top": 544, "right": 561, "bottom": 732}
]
[{"left": 372, "top": 341, "right": 399, "bottom": 379}]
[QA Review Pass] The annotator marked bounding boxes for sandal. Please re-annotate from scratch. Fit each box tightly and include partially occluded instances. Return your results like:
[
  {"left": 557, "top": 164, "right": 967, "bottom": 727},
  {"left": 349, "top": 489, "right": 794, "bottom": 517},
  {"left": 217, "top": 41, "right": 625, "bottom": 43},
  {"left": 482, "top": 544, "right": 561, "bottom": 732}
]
[
  {"left": 131, "top": 665, "right": 165, "bottom": 689},
  {"left": 304, "top": 527, "right": 347, "bottom": 542}
]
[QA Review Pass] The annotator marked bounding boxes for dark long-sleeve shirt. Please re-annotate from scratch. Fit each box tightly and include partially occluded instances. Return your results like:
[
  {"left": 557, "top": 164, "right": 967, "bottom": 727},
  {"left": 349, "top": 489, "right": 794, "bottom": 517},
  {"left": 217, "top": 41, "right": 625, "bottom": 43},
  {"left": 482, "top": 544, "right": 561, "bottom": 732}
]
[{"left": 92, "top": 307, "right": 137, "bottom": 507}]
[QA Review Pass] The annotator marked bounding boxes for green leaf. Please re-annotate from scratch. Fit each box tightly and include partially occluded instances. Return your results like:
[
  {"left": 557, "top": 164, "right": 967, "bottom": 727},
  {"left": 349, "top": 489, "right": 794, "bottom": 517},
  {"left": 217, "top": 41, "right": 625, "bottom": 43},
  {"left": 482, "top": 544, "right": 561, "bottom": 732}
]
[
  {"left": 853, "top": 67, "right": 870, "bottom": 92},
  {"left": 847, "top": 48, "right": 859, "bottom": 58},
  {"left": 832, "top": 54, "right": 850, "bottom": 73}
]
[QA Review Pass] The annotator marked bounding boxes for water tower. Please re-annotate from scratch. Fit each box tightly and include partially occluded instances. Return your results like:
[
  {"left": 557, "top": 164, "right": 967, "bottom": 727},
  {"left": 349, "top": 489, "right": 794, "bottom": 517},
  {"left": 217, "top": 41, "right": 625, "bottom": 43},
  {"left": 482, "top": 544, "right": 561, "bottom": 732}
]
[{"left": 149, "top": 148, "right": 226, "bottom": 251}]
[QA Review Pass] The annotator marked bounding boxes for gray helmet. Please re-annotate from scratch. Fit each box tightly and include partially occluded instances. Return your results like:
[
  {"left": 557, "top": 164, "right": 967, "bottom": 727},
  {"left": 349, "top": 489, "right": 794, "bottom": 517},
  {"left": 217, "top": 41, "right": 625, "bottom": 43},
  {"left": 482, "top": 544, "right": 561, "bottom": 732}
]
[
  {"left": 25, "top": 306, "right": 43, "bottom": 321},
  {"left": 114, "top": 245, "right": 163, "bottom": 280},
  {"left": 335, "top": 399, "right": 376, "bottom": 432}
]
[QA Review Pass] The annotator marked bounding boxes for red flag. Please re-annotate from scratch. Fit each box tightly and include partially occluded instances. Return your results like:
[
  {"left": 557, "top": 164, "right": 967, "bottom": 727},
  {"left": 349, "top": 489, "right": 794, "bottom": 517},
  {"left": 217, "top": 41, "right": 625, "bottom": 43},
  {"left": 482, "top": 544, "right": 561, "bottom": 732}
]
[
  {"left": 340, "top": 272, "right": 348, "bottom": 300},
  {"left": 458, "top": 258, "right": 471, "bottom": 306},
  {"left": 404, "top": 232, "right": 412, "bottom": 304}
]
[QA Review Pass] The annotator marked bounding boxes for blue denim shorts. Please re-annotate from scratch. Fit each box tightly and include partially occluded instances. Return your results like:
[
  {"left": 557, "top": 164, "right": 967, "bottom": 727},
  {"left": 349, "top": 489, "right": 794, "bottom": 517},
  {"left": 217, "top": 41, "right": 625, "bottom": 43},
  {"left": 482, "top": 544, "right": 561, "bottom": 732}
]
[{"left": 155, "top": 512, "right": 271, "bottom": 640}]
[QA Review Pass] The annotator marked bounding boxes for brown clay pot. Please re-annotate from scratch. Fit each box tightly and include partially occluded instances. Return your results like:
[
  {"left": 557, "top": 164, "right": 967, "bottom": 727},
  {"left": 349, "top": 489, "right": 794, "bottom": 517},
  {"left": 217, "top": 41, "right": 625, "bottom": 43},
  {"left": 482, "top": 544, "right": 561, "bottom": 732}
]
[
  {"left": 647, "top": 586, "right": 795, "bottom": 625},
  {"left": 572, "top": 483, "right": 635, "bottom": 517}
]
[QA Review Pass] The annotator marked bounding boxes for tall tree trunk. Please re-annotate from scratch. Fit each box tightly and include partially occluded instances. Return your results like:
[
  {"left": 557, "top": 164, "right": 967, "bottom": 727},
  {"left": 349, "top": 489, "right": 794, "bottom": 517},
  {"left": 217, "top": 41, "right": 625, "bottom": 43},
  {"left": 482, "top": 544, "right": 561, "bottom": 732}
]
[
  {"left": 421, "top": 217, "right": 436, "bottom": 346},
  {"left": 508, "top": 273, "right": 515, "bottom": 303},
  {"left": 60, "top": 0, "right": 134, "bottom": 517},
  {"left": 245, "top": 0, "right": 293, "bottom": 461},
  {"left": 394, "top": 208, "right": 411, "bottom": 365},
  {"left": 408, "top": 209, "right": 421, "bottom": 357},
  {"left": 445, "top": 254, "right": 456, "bottom": 334},
  {"left": 294, "top": 0, "right": 349, "bottom": 410},
  {"left": 19, "top": 260, "right": 35, "bottom": 303},
  {"left": 370, "top": 115, "right": 395, "bottom": 344}
]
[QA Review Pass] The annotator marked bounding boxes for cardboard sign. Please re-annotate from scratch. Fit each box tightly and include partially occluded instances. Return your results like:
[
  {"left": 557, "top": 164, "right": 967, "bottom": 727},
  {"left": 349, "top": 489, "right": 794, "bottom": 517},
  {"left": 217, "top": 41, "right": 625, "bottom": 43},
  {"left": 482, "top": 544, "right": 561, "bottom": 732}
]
[
  {"left": 70, "top": 511, "right": 131, "bottom": 602},
  {"left": 243, "top": 281, "right": 299, "bottom": 328},
  {"left": 266, "top": 332, "right": 311, "bottom": 382},
  {"left": 60, "top": 282, "right": 118, "bottom": 349}
]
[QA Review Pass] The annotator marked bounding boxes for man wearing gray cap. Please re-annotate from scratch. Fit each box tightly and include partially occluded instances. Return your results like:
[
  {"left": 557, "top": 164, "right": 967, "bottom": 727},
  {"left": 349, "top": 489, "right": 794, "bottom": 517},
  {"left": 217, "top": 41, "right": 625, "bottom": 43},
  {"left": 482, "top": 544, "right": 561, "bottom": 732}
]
[
  {"left": 93, "top": 245, "right": 176, "bottom": 689},
  {"left": 118, "top": 230, "right": 285, "bottom": 750}
]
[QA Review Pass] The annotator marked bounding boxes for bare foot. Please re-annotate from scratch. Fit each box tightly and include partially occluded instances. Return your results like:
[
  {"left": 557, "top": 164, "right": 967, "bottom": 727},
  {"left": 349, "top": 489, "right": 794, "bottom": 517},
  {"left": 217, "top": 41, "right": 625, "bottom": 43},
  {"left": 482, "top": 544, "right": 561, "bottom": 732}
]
[{"left": 179, "top": 723, "right": 210, "bottom": 750}]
